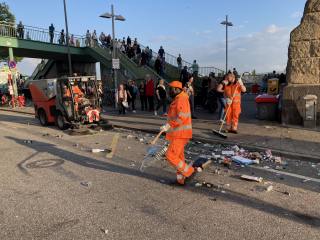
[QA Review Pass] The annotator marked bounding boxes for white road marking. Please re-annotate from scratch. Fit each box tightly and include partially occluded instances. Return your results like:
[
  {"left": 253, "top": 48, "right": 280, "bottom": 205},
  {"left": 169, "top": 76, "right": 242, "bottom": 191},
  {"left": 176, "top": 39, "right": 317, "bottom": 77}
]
[{"left": 250, "top": 166, "right": 320, "bottom": 183}]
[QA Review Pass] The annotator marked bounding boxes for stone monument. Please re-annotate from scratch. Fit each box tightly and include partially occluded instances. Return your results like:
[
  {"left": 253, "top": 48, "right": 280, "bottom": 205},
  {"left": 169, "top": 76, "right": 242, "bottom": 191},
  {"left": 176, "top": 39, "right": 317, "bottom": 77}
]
[{"left": 283, "top": 0, "right": 320, "bottom": 125}]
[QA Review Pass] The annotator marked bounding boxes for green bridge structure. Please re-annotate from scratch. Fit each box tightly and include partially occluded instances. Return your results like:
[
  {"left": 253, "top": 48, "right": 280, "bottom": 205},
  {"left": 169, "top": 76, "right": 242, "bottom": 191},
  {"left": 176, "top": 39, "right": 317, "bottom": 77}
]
[{"left": 0, "top": 23, "right": 224, "bottom": 87}]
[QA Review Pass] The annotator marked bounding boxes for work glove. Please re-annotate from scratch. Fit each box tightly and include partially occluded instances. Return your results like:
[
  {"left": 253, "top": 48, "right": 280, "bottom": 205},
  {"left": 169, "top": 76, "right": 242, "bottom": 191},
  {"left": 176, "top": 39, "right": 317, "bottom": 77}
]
[
  {"left": 222, "top": 80, "right": 229, "bottom": 85},
  {"left": 226, "top": 98, "right": 232, "bottom": 105},
  {"left": 160, "top": 123, "right": 171, "bottom": 132}
]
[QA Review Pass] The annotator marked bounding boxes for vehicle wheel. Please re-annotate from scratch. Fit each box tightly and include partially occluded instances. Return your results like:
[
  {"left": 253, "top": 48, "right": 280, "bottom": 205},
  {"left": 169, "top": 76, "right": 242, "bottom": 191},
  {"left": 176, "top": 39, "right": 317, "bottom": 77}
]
[
  {"left": 55, "top": 112, "right": 69, "bottom": 130},
  {"left": 38, "top": 109, "right": 48, "bottom": 126}
]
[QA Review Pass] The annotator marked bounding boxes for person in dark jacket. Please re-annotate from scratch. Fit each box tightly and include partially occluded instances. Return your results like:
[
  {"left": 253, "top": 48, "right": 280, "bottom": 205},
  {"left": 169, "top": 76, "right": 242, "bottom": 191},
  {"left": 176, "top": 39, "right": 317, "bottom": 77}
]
[
  {"left": 139, "top": 81, "right": 147, "bottom": 111},
  {"left": 180, "top": 66, "right": 189, "bottom": 86},
  {"left": 140, "top": 49, "right": 148, "bottom": 66},
  {"left": 155, "top": 79, "right": 167, "bottom": 116},
  {"left": 158, "top": 46, "right": 165, "bottom": 59},
  {"left": 154, "top": 56, "right": 162, "bottom": 75}
]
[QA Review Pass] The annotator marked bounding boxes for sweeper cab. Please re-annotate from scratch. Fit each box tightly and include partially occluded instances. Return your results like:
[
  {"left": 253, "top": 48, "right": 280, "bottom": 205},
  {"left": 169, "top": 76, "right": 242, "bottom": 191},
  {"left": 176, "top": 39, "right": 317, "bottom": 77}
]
[{"left": 29, "top": 76, "right": 105, "bottom": 130}]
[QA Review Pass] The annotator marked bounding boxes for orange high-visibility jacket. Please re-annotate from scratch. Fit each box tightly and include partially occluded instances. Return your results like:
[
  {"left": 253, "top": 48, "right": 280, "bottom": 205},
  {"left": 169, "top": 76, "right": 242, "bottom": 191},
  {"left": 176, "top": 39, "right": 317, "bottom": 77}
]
[
  {"left": 72, "top": 85, "right": 84, "bottom": 97},
  {"left": 224, "top": 83, "right": 242, "bottom": 106},
  {"left": 166, "top": 91, "right": 192, "bottom": 140}
]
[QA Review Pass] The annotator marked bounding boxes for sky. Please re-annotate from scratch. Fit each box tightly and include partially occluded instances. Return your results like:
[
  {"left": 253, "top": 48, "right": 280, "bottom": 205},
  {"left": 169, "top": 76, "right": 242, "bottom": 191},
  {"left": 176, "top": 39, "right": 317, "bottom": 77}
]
[{"left": 6, "top": 0, "right": 307, "bottom": 75}]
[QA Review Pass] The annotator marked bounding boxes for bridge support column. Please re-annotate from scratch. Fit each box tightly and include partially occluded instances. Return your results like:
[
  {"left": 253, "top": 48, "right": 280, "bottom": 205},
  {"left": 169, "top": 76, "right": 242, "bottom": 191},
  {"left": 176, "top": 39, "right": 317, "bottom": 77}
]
[{"left": 8, "top": 47, "right": 18, "bottom": 98}]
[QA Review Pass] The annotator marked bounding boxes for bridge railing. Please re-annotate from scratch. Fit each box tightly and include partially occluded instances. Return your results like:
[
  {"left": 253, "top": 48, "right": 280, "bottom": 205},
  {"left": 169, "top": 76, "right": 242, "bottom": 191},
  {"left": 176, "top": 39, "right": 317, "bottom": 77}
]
[
  {"left": 138, "top": 43, "right": 224, "bottom": 77},
  {"left": 0, "top": 23, "right": 86, "bottom": 47}
]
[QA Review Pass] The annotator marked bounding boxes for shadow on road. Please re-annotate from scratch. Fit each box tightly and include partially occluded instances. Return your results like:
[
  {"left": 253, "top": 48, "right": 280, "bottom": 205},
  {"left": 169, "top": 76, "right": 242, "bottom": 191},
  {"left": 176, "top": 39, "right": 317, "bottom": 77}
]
[{"left": 8, "top": 136, "right": 320, "bottom": 228}]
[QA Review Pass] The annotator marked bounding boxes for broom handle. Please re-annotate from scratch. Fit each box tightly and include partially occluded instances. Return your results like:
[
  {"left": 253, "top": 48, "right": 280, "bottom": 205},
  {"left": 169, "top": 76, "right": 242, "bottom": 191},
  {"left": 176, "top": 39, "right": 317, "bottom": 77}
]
[
  {"left": 150, "top": 129, "right": 166, "bottom": 145},
  {"left": 218, "top": 83, "right": 240, "bottom": 132}
]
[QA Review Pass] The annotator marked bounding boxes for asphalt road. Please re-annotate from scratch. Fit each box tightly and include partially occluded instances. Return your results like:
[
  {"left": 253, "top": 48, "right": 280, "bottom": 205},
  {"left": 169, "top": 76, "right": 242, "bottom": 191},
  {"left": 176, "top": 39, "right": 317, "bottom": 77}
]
[{"left": 0, "top": 110, "right": 319, "bottom": 240}]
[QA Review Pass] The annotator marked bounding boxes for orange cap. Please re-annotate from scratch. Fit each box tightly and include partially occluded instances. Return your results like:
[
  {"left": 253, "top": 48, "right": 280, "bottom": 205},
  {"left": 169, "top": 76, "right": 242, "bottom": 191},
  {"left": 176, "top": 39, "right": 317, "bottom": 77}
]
[{"left": 169, "top": 81, "right": 183, "bottom": 89}]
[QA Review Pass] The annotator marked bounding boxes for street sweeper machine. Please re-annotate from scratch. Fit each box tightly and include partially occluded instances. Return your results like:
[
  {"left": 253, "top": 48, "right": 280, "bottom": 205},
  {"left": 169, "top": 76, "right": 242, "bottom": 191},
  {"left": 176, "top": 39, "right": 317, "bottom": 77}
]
[{"left": 29, "top": 76, "right": 106, "bottom": 130}]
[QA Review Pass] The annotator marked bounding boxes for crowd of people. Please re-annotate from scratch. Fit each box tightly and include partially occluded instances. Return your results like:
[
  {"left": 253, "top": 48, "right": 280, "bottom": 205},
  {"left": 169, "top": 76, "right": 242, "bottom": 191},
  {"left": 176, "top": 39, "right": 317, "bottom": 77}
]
[
  {"left": 115, "top": 72, "right": 199, "bottom": 120},
  {"left": 92, "top": 32, "right": 200, "bottom": 79},
  {"left": 15, "top": 21, "right": 199, "bottom": 81}
]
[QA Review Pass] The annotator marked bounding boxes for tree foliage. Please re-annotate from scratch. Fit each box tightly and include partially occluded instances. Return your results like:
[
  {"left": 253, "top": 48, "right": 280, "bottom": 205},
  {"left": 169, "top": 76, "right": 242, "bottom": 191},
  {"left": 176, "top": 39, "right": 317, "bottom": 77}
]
[
  {"left": 0, "top": 2, "right": 15, "bottom": 24},
  {"left": 0, "top": 2, "right": 23, "bottom": 63}
]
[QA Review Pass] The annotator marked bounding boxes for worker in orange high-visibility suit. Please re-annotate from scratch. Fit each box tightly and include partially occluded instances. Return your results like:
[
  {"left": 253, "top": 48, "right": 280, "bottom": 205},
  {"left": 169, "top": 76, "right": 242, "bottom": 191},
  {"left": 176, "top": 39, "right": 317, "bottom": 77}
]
[
  {"left": 223, "top": 73, "right": 246, "bottom": 134},
  {"left": 160, "top": 81, "right": 196, "bottom": 185}
]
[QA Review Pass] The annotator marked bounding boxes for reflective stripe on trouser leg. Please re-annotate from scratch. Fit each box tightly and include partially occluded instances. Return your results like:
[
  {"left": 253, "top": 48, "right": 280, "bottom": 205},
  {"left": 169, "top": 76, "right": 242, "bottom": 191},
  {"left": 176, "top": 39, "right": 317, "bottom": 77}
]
[
  {"left": 166, "top": 139, "right": 194, "bottom": 178},
  {"left": 176, "top": 160, "right": 194, "bottom": 177}
]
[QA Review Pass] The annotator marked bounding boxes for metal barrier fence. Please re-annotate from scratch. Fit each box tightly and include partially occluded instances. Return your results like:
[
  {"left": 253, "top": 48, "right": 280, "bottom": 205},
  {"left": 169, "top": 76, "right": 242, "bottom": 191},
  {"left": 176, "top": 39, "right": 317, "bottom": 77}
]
[{"left": 0, "top": 23, "right": 86, "bottom": 47}]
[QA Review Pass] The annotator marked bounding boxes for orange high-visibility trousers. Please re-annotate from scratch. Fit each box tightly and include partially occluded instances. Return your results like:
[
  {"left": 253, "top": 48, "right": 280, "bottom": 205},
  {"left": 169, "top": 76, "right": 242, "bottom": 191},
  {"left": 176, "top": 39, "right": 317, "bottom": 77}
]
[
  {"left": 225, "top": 104, "right": 241, "bottom": 131},
  {"left": 166, "top": 138, "right": 194, "bottom": 184}
]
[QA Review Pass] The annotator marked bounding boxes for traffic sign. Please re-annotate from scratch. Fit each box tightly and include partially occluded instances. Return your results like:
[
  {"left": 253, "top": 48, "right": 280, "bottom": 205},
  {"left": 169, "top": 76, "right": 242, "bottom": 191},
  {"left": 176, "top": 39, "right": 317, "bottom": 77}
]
[
  {"left": 8, "top": 60, "right": 16, "bottom": 69},
  {"left": 112, "top": 58, "right": 120, "bottom": 69}
]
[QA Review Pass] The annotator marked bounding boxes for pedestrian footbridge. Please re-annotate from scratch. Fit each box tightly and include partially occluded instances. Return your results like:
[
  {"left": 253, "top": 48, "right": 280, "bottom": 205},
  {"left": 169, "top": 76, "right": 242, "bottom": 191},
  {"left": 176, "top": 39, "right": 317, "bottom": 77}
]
[
  {"left": 0, "top": 23, "right": 161, "bottom": 82},
  {"left": 0, "top": 23, "right": 224, "bottom": 83}
]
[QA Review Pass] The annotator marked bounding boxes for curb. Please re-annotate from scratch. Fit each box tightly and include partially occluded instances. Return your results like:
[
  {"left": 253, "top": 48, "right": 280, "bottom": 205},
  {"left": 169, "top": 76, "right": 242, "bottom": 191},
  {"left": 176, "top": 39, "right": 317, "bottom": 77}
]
[
  {"left": 1, "top": 108, "right": 319, "bottom": 163},
  {"left": 0, "top": 108, "right": 34, "bottom": 116},
  {"left": 111, "top": 124, "right": 320, "bottom": 163}
]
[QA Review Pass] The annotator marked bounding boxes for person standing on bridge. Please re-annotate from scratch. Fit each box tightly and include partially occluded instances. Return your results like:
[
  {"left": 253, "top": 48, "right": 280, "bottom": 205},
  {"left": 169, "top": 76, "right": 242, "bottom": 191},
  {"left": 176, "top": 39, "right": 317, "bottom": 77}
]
[
  {"left": 158, "top": 46, "right": 165, "bottom": 59},
  {"left": 160, "top": 81, "right": 196, "bottom": 185},
  {"left": 177, "top": 54, "right": 182, "bottom": 72},
  {"left": 99, "top": 32, "right": 106, "bottom": 47},
  {"left": 92, "top": 30, "right": 98, "bottom": 47},
  {"left": 59, "top": 29, "right": 65, "bottom": 45},
  {"left": 191, "top": 60, "right": 199, "bottom": 78},
  {"left": 49, "top": 24, "right": 55, "bottom": 43},
  {"left": 17, "top": 21, "right": 24, "bottom": 39},
  {"left": 127, "top": 36, "right": 131, "bottom": 47},
  {"left": 69, "top": 35, "right": 75, "bottom": 46},
  {"left": 85, "top": 30, "right": 91, "bottom": 47}
]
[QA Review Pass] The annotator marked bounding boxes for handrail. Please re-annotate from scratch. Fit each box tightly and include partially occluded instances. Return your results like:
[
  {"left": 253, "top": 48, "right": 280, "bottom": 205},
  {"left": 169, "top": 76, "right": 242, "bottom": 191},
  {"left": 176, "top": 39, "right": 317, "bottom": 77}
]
[
  {"left": 0, "top": 22, "right": 224, "bottom": 77},
  {"left": 138, "top": 43, "right": 224, "bottom": 76}
]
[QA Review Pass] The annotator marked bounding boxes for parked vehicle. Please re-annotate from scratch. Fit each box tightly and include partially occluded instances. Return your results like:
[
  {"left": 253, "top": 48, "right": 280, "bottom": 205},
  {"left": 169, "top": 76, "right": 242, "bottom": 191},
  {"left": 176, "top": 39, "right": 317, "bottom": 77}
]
[{"left": 29, "top": 76, "right": 110, "bottom": 130}]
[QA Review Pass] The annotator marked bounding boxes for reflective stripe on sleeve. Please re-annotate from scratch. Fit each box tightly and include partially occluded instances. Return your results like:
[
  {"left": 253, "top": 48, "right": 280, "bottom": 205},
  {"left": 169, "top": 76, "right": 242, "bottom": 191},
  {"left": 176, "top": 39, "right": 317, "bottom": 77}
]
[{"left": 178, "top": 112, "right": 191, "bottom": 118}]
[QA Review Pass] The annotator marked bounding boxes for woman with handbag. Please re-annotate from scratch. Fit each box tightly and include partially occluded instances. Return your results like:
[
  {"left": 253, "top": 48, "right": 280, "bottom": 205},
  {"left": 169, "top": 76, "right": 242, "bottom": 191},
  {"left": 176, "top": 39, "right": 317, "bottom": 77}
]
[{"left": 117, "top": 84, "right": 127, "bottom": 115}]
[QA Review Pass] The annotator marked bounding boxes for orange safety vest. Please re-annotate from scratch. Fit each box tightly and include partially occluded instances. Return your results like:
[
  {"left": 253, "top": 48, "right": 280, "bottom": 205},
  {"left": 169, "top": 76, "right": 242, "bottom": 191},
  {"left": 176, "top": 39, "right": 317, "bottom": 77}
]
[
  {"left": 224, "top": 83, "right": 242, "bottom": 105},
  {"left": 72, "top": 85, "right": 84, "bottom": 97},
  {"left": 166, "top": 91, "right": 192, "bottom": 140}
]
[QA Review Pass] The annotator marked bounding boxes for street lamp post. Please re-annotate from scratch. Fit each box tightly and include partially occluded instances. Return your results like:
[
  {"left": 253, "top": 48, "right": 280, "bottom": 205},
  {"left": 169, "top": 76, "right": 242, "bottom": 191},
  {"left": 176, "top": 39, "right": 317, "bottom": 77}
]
[
  {"left": 221, "top": 15, "right": 233, "bottom": 74},
  {"left": 63, "top": 0, "right": 73, "bottom": 76},
  {"left": 100, "top": 5, "right": 125, "bottom": 108}
]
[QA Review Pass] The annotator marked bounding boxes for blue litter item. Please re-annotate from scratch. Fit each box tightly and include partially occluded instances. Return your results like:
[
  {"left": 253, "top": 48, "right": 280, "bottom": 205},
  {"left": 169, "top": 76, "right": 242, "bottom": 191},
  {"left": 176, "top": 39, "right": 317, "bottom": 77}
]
[{"left": 231, "top": 156, "right": 255, "bottom": 165}]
